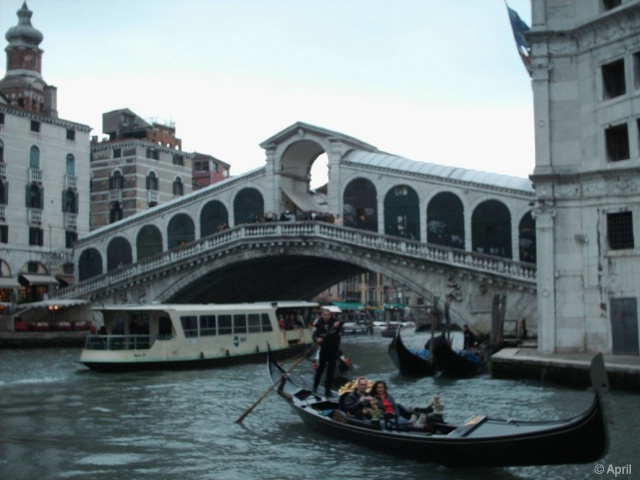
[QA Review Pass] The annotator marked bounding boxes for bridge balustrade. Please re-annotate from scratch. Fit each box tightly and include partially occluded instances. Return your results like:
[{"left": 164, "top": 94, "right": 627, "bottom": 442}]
[{"left": 60, "top": 222, "right": 536, "bottom": 300}]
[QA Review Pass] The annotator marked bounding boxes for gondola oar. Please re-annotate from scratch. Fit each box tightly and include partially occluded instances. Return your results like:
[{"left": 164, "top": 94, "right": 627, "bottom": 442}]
[{"left": 235, "top": 344, "right": 317, "bottom": 424}]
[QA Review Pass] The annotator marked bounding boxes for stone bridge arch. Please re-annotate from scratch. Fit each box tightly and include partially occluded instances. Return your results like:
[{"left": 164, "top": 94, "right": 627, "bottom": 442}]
[{"left": 67, "top": 223, "right": 536, "bottom": 334}]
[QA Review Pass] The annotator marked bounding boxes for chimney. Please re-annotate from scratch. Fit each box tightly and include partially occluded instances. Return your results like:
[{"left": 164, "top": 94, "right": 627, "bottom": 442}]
[{"left": 43, "top": 85, "right": 58, "bottom": 118}]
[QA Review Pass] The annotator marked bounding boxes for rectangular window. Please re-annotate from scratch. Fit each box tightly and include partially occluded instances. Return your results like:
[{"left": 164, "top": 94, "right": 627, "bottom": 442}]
[
  {"left": 218, "top": 314, "right": 232, "bottom": 335},
  {"left": 0, "top": 113, "right": 4, "bottom": 125},
  {"left": 146, "top": 148, "right": 159, "bottom": 160},
  {"left": 66, "top": 129, "right": 75, "bottom": 141},
  {"left": 113, "top": 148, "right": 121, "bottom": 159},
  {"left": 0, "top": 225, "right": 7, "bottom": 243},
  {"left": 65, "top": 230, "right": 78, "bottom": 249},
  {"left": 233, "top": 314, "right": 247, "bottom": 334},
  {"left": 30, "top": 121, "right": 40, "bottom": 132},
  {"left": 200, "top": 315, "right": 217, "bottom": 336},
  {"left": 173, "top": 154, "right": 184, "bottom": 166},
  {"left": 605, "top": 123, "right": 630, "bottom": 161},
  {"left": 29, "top": 227, "right": 43, "bottom": 246},
  {"left": 248, "top": 313, "right": 261, "bottom": 333},
  {"left": 261, "top": 313, "right": 273, "bottom": 332},
  {"left": 180, "top": 315, "right": 198, "bottom": 337},
  {"left": 602, "top": 59, "right": 626, "bottom": 99},
  {"left": 607, "top": 211, "right": 634, "bottom": 250}
]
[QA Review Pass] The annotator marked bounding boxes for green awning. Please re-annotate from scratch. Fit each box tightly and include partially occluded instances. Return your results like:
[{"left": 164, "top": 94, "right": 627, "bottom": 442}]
[{"left": 331, "top": 302, "right": 364, "bottom": 311}]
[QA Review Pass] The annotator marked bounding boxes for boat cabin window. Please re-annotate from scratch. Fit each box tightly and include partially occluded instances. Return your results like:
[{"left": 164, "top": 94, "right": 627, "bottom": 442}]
[
  {"left": 200, "top": 315, "right": 216, "bottom": 336},
  {"left": 234, "top": 314, "right": 247, "bottom": 334},
  {"left": 111, "top": 316, "right": 125, "bottom": 335},
  {"left": 248, "top": 314, "right": 261, "bottom": 333},
  {"left": 159, "top": 316, "right": 173, "bottom": 338},
  {"left": 180, "top": 315, "right": 198, "bottom": 337},
  {"left": 218, "top": 314, "right": 232, "bottom": 335},
  {"left": 261, "top": 313, "right": 273, "bottom": 332}
]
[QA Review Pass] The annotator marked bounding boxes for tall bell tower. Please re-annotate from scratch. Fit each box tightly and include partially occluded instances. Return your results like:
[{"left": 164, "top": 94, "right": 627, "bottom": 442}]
[{"left": 0, "top": 1, "right": 57, "bottom": 117}]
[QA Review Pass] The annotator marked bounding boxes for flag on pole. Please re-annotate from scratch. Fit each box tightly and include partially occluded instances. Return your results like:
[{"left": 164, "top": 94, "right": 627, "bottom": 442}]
[{"left": 506, "top": 3, "right": 531, "bottom": 74}]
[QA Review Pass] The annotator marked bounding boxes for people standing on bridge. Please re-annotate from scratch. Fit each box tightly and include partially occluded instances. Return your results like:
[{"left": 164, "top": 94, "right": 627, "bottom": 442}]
[{"left": 312, "top": 308, "right": 343, "bottom": 397}]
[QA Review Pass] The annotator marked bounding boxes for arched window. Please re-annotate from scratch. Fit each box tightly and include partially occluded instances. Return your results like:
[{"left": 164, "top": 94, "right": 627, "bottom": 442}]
[
  {"left": 29, "top": 146, "right": 40, "bottom": 169},
  {"left": 62, "top": 189, "right": 78, "bottom": 213},
  {"left": 173, "top": 177, "right": 184, "bottom": 196},
  {"left": 66, "top": 154, "right": 75, "bottom": 176},
  {"left": 110, "top": 171, "right": 123, "bottom": 190},
  {"left": 26, "top": 184, "right": 43, "bottom": 208},
  {"left": 146, "top": 171, "right": 158, "bottom": 190}
]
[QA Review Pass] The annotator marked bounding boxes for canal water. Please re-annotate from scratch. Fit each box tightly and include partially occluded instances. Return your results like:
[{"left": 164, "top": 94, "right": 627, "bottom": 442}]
[{"left": 0, "top": 331, "right": 636, "bottom": 480}]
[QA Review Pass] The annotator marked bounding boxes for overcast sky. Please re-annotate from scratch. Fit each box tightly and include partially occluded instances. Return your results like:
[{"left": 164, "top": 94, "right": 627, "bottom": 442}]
[{"left": 1, "top": 0, "right": 534, "bottom": 187}]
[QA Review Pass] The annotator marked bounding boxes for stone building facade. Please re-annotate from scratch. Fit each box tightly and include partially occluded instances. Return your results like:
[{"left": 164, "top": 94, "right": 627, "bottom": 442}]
[
  {"left": 530, "top": 0, "right": 640, "bottom": 354},
  {"left": 0, "top": 2, "right": 91, "bottom": 304}
]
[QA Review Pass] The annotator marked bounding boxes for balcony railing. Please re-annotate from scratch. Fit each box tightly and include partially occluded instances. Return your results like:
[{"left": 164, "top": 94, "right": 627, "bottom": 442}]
[
  {"left": 29, "top": 168, "right": 43, "bottom": 183},
  {"left": 147, "top": 190, "right": 159, "bottom": 203},
  {"left": 65, "top": 213, "right": 77, "bottom": 228},
  {"left": 65, "top": 175, "right": 77, "bottom": 189},
  {"left": 0, "top": 163, "right": 6, "bottom": 176},
  {"left": 109, "top": 190, "right": 123, "bottom": 202},
  {"left": 28, "top": 208, "right": 42, "bottom": 224}
]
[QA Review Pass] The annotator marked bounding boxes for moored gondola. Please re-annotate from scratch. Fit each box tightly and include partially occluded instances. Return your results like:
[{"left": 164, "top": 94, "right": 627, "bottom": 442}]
[
  {"left": 268, "top": 351, "right": 610, "bottom": 467},
  {"left": 430, "top": 334, "right": 488, "bottom": 377},
  {"left": 388, "top": 327, "right": 438, "bottom": 376},
  {"left": 389, "top": 328, "right": 487, "bottom": 378}
]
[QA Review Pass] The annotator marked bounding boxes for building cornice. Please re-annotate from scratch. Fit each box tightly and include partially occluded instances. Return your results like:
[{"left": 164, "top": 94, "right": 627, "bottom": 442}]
[
  {"left": 0, "top": 104, "right": 91, "bottom": 132},
  {"left": 91, "top": 139, "right": 195, "bottom": 158}
]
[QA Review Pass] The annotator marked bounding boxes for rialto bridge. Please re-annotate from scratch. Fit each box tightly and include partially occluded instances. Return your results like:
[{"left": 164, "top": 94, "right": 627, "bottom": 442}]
[{"left": 57, "top": 122, "right": 538, "bottom": 333}]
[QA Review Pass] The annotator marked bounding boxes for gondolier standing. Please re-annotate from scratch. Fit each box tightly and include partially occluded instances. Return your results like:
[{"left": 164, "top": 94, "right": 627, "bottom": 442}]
[{"left": 312, "top": 308, "right": 344, "bottom": 397}]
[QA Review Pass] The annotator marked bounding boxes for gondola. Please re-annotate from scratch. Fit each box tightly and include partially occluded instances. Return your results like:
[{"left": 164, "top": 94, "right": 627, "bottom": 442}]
[
  {"left": 430, "top": 334, "right": 488, "bottom": 377},
  {"left": 268, "top": 351, "right": 609, "bottom": 467},
  {"left": 388, "top": 327, "right": 439, "bottom": 376},
  {"left": 389, "top": 328, "right": 486, "bottom": 378}
]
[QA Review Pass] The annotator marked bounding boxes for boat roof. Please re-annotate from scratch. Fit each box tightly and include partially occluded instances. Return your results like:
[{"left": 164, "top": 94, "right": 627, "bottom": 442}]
[{"left": 92, "top": 301, "right": 319, "bottom": 312}]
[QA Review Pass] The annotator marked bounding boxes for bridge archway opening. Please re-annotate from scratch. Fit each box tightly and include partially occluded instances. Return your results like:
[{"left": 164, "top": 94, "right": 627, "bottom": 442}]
[
  {"left": 279, "top": 140, "right": 328, "bottom": 214},
  {"left": 472, "top": 200, "right": 512, "bottom": 258},
  {"left": 343, "top": 177, "right": 378, "bottom": 231},
  {"left": 384, "top": 185, "right": 420, "bottom": 240}
]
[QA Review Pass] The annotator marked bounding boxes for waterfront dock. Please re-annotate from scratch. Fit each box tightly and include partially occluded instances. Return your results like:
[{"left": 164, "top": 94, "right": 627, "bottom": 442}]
[
  {"left": 492, "top": 347, "right": 640, "bottom": 392},
  {"left": 0, "top": 331, "right": 88, "bottom": 348}
]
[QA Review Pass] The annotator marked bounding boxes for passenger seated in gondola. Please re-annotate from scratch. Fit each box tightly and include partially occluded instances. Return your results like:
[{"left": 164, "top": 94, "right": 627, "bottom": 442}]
[
  {"left": 370, "top": 380, "right": 412, "bottom": 429},
  {"left": 342, "top": 378, "right": 374, "bottom": 419}
]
